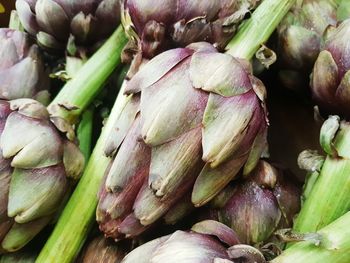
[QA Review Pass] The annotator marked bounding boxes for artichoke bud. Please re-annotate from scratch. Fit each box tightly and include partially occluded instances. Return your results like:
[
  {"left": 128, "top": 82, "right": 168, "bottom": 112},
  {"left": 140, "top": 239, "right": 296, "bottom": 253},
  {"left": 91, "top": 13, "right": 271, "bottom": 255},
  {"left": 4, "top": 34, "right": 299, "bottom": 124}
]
[
  {"left": 0, "top": 99, "right": 84, "bottom": 252},
  {"left": 97, "top": 42, "right": 268, "bottom": 240},
  {"left": 122, "top": 220, "right": 240, "bottom": 263},
  {"left": 311, "top": 19, "right": 350, "bottom": 117},
  {"left": 123, "top": 0, "right": 261, "bottom": 58},
  {"left": 204, "top": 161, "right": 301, "bottom": 245},
  {"left": 16, "top": 0, "right": 121, "bottom": 54},
  {"left": 0, "top": 29, "right": 50, "bottom": 103},
  {"left": 277, "top": 0, "right": 339, "bottom": 92},
  {"left": 78, "top": 235, "right": 128, "bottom": 263}
]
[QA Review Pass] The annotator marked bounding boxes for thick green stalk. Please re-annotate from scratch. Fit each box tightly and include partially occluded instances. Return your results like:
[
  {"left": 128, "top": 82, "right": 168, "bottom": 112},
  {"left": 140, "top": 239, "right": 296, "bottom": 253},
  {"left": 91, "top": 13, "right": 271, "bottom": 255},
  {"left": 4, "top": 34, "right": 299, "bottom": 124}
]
[
  {"left": 226, "top": 0, "right": 295, "bottom": 59},
  {"left": 36, "top": 0, "right": 293, "bottom": 261},
  {"left": 77, "top": 108, "right": 94, "bottom": 160},
  {"left": 48, "top": 25, "right": 128, "bottom": 124},
  {"left": 293, "top": 120, "right": 350, "bottom": 233},
  {"left": 36, "top": 72, "right": 130, "bottom": 263},
  {"left": 272, "top": 211, "right": 350, "bottom": 263}
]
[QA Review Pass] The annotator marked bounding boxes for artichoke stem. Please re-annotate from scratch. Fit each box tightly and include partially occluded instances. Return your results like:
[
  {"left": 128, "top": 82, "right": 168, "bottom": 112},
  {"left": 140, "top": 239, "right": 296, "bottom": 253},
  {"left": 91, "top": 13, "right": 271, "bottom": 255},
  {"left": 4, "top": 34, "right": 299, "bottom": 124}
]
[
  {"left": 48, "top": 25, "right": 128, "bottom": 124},
  {"left": 226, "top": 0, "right": 295, "bottom": 60},
  {"left": 36, "top": 79, "right": 129, "bottom": 263},
  {"left": 272, "top": 211, "right": 350, "bottom": 263},
  {"left": 77, "top": 108, "right": 94, "bottom": 161}
]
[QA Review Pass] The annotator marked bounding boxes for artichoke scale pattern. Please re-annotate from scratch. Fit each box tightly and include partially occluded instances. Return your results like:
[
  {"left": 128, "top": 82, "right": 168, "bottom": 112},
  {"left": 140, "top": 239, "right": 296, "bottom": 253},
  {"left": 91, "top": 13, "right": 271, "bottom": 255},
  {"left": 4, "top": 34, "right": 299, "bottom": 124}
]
[
  {"left": 0, "top": 99, "right": 84, "bottom": 253},
  {"left": 97, "top": 42, "right": 268, "bottom": 240}
]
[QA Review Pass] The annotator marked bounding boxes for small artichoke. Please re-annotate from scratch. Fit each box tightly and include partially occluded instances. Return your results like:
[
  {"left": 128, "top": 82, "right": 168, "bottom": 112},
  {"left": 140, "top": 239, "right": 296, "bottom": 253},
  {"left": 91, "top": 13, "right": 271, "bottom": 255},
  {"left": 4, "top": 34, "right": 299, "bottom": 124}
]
[
  {"left": 311, "top": 18, "right": 350, "bottom": 117},
  {"left": 203, "top": 160, "right": 301, "bottom": 245},
  {"left": 122, "top": 220, "right": 266, "bottom": 263},
  {"left": 0, "top": 29, "right": 49, "bottom": 103},
  {"left": 277, "top": 0, "right": 338, "bottom": 92},
  {"left": 15, "top": 0, "right": 121, "bottom": 53},
  {"left": 122, "top": 0, "right": 261, "bottom": 58},
  {"left": 78, "top": 235, "right": 128, "bottom": 263},
  {"left": 0, "top": 99, "right": 84, "bottom": 253},
  {"left": 97, "top": 42, "right": 268, "bottom": 240}
]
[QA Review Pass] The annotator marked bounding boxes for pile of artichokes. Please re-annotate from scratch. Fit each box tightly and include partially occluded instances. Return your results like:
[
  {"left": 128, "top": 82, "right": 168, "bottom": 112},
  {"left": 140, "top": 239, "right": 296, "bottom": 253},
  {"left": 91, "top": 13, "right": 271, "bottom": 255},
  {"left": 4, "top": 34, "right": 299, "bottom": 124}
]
[{"left": 1, "top": 0, "right": 350, "bottom": 262}]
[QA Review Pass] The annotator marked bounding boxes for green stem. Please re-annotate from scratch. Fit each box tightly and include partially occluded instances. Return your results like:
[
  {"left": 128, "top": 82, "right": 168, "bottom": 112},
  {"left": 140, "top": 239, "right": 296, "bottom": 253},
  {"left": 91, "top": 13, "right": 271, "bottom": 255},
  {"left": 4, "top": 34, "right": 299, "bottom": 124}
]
[
  {"left": 225, "top": 0, "right": 295, "bottom": 60},
  {"left": 272, "top": 211, "right": 350, "bottom": 263},
  {"left": 292, "top": 119, "right": 350, "bottom": 233},
  {"left": 36, "top": 73, "right": 130, "bottom": 263},
  {"left": 48, "top": 25, "right": 128, "bottom": 124},
  {"left": 77, "top": 108, "right": 94, "bottom": 161},
  {"left": 8, "top": 10, "right": 24, "bottom": 31}
]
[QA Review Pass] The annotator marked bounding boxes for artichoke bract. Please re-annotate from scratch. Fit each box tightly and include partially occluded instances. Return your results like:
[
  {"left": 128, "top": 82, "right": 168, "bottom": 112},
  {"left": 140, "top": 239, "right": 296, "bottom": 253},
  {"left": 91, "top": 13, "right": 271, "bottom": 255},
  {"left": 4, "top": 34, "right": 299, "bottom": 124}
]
[
  {"left": 204, "top": 160, "right": 301, "bottom": 245},
  {"left": 311, "top": 19, "right": 350, "bottom": 117},
  {"left": 0, "top": 29, "right": 49, "bottom": 103},
  {"left": 122, "top": 0, "right": 261, "bottom": 59},
  {"left": 277, "top": 0, "right": 338, "bottom": 92},
  {"left": 78, "top": 235, "right": 128, "bottom": 263},
  {"left": 0, "top": 99, "right": 84, "bottom": 253},
  {"left": 97, "top": 42, "right": 268, "bottom": 240},
  {"left": 122, "top": 220, "right": 266, "bottom": 263},
  {"left": 15, "top": 0, "right": 120, "bottom": 53}
]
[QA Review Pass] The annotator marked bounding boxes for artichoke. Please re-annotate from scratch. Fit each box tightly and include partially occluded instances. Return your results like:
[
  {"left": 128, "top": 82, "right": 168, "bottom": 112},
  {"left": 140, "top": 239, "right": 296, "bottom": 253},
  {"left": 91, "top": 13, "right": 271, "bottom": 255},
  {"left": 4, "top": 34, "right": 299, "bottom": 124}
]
[
  {"left": 0, "top": 99, "right": 84, "bottom": 253},
  {"left": 0, "top": 250, "right": 36, "bottom": 263},
  {"left": 276, "top": 0, "right": 339, "bottom": 92},
  {"left": 15, "top": 0, "right": 120, "bottom": 53},
  {"left": 78, "top": 235, "right": 128, "bottom": 263},
  {"left": 122, "top": 220, "right": 266, "bottom": 263},
  {"left": 0, "top": 28, "right": 49, "bottom": 103},
  {"left": 97, "top": 42, "right": 268, "bottom": 240},
  {"left": 311, "top": 18, "right": 350, "bottom": 117},
  {"left": 203, "top": 160, "right": 301, "bottom": 245},
  {"left": 122, "top": 0, "right": 261, "bottom": 59}
]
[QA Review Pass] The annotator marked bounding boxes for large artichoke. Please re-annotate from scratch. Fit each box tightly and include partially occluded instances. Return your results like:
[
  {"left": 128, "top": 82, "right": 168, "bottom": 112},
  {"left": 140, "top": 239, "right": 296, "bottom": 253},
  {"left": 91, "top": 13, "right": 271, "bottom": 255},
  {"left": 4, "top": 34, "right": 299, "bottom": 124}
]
[
  {"left": 122, "top": 0, "right": 261, "bottom": 59},
  {"left": 0, "top": 99, "right": 84, "bottom": 253},
  {"left": 311, "top": 18, "right": 350, "bottom": 117},
  {"left": 122, "top": 220, "right": 266, "bottom": 263},
  {"left": 203, "top": 160, "right": 301, "bottom": 245},
  {"left": 97, "top": 42, "right": 268, "bottom": 240},
  {"left": 0, "top": 28, "right": 49, "bottom": 103},
  {"left": 276, "top": 0, "right": 339, "bottom": 92},
  {"left": 15, "top": 0, "right": 120, "bottom": 53}
]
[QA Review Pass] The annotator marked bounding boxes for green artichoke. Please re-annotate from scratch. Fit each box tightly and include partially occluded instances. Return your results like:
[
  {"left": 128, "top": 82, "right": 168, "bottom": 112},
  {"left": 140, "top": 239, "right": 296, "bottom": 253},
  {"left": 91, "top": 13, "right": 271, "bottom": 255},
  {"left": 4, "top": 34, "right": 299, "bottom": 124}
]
[
  {"left": 277, "top": 0, "right": 339, "bottom": 92},
  {"left": 122, "top": 220, "right": 266, "bottom": 263},
  {"left": 122, "top": 0, "right": 261, "bottom": 59},
  {"left": 0, "top": 99, "right": 84, "bottom": 253},
  {"left": 311, "top": 18, "right": 350, "bottom": 117},
  {"left": 78, "top": 235, "right": 128, "bottom": 263},
  {"left": 203, "top": 160, "right": 301, "bottom": 245},
  {"left": 0, "top": 28, "right": 49, "bottom": 103},
  {"left": 0, "top": 250, "right": 36, "bottom": 263},
  {"left": 15, "top": 0, "right": 120, "bottom": 53},
  {"left": 97, "top": 42, "right": 268, "bottom": 240}
]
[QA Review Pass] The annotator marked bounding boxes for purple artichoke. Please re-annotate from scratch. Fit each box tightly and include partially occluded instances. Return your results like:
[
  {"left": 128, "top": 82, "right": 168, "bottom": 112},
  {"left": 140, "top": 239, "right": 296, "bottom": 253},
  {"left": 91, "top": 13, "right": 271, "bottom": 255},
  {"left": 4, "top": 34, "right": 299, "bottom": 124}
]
[
  {"left": 0, "top": 99, "right": 84, "bottom": 253},
  {"left": 203, "top": 160, "right": 301, "bottom": 245},
  {"left": 311, "top": 18, "right": 350, "bottom": 117},
  {"left": 0, "top": 29, "right": 49, "bottom": 102},
  {"left": 276, "top": 0, "right": 338, "bottom": 92},
  {"left": 15, "top": 0, "right": 120, "bottom": 53},
  {"left": 122, "top": 0, "right": 261, "bottom": 59},
  {"left": 97, "top": 42, "right": 268, "bottom": 240},
  {"left": 121, "top": 220, "right": 266, "bottom": 263}
]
